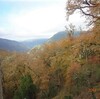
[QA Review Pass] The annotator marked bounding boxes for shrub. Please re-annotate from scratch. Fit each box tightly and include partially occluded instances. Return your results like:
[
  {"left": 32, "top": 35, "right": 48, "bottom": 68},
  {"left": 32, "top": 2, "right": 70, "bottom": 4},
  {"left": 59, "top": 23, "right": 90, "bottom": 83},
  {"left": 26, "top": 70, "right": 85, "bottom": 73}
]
[{"left": 13, "top": 74, "right": 37, "bottom": 99}]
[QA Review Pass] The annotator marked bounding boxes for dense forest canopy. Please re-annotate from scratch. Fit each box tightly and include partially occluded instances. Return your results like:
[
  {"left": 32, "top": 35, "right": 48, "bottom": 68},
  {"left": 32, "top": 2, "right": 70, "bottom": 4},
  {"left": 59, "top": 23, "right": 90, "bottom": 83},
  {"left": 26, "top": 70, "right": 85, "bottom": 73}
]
[{"left": 0, "top": 0, "right": 100, "bottom": 99}]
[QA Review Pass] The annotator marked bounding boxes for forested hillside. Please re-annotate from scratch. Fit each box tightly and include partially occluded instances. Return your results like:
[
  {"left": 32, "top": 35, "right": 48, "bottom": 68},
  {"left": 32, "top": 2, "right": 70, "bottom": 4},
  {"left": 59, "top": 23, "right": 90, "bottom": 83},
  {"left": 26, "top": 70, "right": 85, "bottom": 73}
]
[
  {"left": 0, "top": 0, "right": 100, "bottom": 99},
  {"left": 1, "top": 26, "right": 99, "bottom": 99}
]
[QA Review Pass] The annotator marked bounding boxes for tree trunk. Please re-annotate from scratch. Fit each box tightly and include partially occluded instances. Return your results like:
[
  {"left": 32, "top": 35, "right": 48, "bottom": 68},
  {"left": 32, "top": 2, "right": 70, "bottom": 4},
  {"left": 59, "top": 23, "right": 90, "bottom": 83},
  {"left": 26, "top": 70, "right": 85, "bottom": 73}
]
[{"left": 0, "top": 66, "right": 3, "bottom": 99}]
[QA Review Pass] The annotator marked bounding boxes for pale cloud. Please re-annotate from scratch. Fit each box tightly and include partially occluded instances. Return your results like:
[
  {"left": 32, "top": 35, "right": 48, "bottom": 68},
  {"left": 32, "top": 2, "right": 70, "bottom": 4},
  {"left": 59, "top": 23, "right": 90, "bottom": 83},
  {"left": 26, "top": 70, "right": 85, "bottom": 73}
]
[
  {"left": 5, "top": 2, "right": 66, "bottom": 40},
  {"left": 0, "top": 0, "right": 86, "bottom": 41},
  {"left": 68, "top": 13, "right": 86, "bottom": 29},
  {"left": 0, "top": 0, "right": 65, "bottom": 2}
]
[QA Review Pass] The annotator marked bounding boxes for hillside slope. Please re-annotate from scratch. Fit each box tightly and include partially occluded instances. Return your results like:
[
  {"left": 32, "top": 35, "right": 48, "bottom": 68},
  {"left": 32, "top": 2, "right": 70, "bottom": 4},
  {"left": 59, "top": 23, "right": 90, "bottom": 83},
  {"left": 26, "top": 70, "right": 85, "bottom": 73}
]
[
  {"left": 48, "top": 31, "right": 79, "bottom": 42},
  {"left": 1, "top": 31, "right": 100, "bottom": 99},
  {"left": 0, "top": 38, "right": 28, "bottom": 52},
  {"left": 21, "top": 38, "right": 48, "bottom": 49}
]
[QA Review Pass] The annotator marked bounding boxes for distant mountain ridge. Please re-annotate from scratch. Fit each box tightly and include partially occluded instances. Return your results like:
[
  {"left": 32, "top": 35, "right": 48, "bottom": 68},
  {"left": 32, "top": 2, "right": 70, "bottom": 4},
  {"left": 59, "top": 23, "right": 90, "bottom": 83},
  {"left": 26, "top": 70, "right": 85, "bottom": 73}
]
[
  {"left": 0, "top": 38, "right": 28, "bottom": 52},
  {"left": 0, "top": 38, "right": 48, "bottom": 52},
  {"left": 47, "top": 30, "right": 80, "bottom": 42},
  {"left": 0, "top": 31, "right": 80, "bottom": 52},
  {"left": 21, "top": 38, "right": 48, "bottom": 49},
  {"left": 48, "top": 31, "right": 67, "bottom": 42}
]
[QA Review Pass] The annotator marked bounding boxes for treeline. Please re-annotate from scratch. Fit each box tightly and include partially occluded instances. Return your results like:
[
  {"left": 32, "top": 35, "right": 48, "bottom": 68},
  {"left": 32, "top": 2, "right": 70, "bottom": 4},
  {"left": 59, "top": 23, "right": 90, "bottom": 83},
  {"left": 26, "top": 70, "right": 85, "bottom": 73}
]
[
  {"left": 0, "top": 0, "right": 100, "bottom": 98},
  {"left": 0, "top": 27, "right": 100, "bottom": 99}
]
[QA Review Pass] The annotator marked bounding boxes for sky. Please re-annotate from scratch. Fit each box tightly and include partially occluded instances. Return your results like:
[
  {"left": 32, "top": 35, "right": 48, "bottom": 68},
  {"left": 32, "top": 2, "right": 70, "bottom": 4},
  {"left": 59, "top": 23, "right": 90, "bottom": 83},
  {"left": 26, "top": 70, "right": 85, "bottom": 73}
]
[{"left": 0, "top": 0, "right": 86, "bottom": 41}]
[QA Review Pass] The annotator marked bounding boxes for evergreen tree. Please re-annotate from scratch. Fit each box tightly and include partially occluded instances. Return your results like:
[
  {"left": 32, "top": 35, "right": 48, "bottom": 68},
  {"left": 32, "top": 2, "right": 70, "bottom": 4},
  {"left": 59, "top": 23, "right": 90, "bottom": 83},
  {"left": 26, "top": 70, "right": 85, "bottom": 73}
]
[{"left": 13, "top": 74, "right": 37, "bottom": 99}]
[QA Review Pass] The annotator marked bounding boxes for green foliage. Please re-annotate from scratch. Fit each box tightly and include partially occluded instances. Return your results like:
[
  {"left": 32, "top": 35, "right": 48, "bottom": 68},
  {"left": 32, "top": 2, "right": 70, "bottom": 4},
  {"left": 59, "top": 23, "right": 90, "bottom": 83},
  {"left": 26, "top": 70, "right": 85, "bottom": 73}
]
[
  {"left": 13, "top": 74, "right": 37, "bottom": 99},
  {"left": 48, "top": 69, "right": 64, "bottom": 97},
  {"left": 40, "top": 68, "right": 64, "bottom": 99},
  {"left": 64, "top": 95, "right": 73, "bottom": 99},
  {"left": 40, "top": 85, "right": 58, "bottom": 99},
  {"left": 48, "top": 82, "right": 59, "bottom": 98},
  {"left": 79, "top": 43, "right": 95, "bottom": 60}
]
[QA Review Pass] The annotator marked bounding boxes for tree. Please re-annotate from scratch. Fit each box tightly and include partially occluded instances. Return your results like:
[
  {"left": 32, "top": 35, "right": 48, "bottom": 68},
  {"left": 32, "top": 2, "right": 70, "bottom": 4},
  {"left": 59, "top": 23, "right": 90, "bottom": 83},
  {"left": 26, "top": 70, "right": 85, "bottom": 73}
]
[
  {"left": 13, "top": 74, "right": 37, "bottom": 99},
  {"left": 65, "top": 23, "right": 75, "bottom": 40},
  {"left": 66, "top": 0, "right": 100, "bottom": 25}
]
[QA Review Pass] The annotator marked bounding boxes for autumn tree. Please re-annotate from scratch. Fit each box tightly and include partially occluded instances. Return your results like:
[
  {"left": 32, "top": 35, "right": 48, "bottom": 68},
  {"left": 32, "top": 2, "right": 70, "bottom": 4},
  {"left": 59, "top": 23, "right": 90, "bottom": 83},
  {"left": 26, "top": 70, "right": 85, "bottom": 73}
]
[{"left": 66, "top": 0, "right": 100, "bottom": 25}]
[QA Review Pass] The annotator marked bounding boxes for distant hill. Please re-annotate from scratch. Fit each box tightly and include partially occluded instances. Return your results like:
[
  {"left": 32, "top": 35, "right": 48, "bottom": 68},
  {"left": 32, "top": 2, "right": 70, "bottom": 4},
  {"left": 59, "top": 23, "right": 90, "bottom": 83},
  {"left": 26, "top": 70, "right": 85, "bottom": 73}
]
[
  {"left": 21, "top": 39, "right": 48, "bottom": 49},
  {"left": 48, "top": 31, "right": 67, "bottom": 42},
  {"left": 0, "top": 31, "right": 80, "bottom": 52},
  {"left": 47, "top": 31, "right": 80, "bottom": 42},
  {"left": 0, "top": 38, "right": 28, "bottom": 52}
]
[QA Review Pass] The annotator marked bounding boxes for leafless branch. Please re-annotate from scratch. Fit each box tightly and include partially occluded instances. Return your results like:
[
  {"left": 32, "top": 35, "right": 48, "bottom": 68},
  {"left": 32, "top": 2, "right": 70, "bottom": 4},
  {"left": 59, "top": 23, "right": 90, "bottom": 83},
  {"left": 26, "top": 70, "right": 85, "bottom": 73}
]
[{"left": 80, "top": 7, "right": 100, "bottom": 19}]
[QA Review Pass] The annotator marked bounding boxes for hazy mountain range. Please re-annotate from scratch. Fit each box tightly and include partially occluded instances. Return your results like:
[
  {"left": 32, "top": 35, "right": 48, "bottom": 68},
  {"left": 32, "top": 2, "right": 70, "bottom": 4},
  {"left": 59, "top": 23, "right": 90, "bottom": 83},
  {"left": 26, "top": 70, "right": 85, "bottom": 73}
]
[
  {"left": 0, "top": 31, "right": 79, "bottom": 52},
  {"left": 47, "top": 31, "right": 67, "bottom": 42},
  {"left": 21, "top": 39, "right": 48, "bottom": 49},
  {"left": 0, "top": 38, "right": 28, "bottom": 52}
]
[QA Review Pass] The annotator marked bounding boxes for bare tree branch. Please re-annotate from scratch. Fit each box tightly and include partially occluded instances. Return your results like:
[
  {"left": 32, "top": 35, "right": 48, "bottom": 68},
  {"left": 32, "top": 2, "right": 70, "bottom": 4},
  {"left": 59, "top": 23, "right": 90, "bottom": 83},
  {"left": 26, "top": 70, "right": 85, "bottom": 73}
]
[{"left": 66, "top": 0, "right": 100, "bottom": 25}]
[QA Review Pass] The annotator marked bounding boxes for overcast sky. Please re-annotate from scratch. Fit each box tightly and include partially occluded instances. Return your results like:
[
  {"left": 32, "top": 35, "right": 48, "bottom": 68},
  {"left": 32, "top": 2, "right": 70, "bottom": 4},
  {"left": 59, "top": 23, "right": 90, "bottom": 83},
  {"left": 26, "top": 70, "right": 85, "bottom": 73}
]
[{"left": 0, "top": 0, "right": 85, "bottom": 41}]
